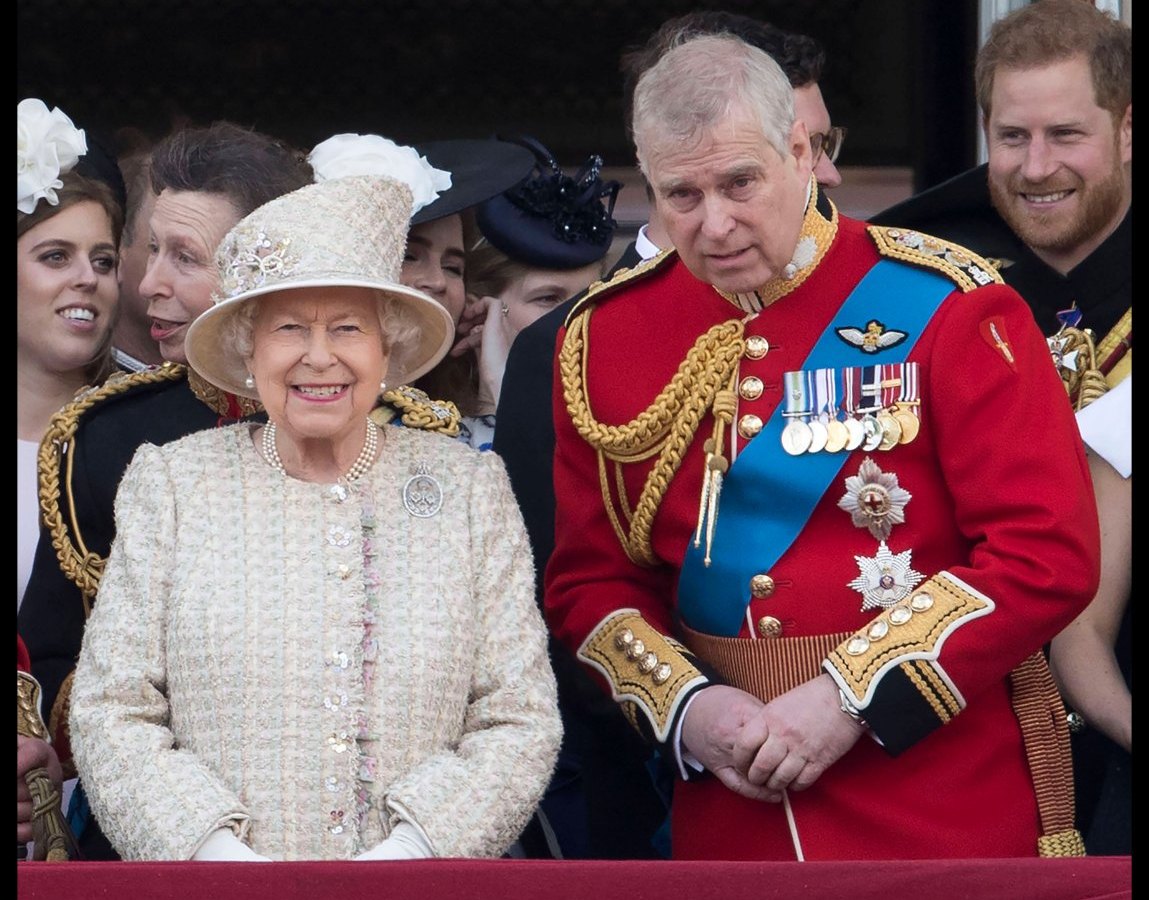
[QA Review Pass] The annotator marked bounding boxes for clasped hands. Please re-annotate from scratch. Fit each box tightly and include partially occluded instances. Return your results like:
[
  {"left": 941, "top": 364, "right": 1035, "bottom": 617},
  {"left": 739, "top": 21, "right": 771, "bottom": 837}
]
[{"left": 680, "top": 674, "right": 866, "bottom": 802}]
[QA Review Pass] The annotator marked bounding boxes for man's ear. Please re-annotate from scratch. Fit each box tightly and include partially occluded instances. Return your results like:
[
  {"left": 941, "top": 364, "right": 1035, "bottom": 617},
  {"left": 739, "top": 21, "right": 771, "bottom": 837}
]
[{"left": 790, "top": 118, "right": 813, "bottom": 178}]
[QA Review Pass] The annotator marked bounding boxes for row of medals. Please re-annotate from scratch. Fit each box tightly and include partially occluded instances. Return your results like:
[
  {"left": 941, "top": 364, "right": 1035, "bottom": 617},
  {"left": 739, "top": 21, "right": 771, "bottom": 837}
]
[{"left": 780, "top": 402, "right": 921, "bottom": 456}]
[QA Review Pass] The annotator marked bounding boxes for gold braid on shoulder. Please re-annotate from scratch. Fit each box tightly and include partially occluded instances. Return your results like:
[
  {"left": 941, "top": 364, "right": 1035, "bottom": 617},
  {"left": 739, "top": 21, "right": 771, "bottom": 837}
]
[
  {"left": 560, "top": 307, "right": 746, "bottom": 566},
  {"left": 38, "top": 366, "right": 186, "bottom": 613}
]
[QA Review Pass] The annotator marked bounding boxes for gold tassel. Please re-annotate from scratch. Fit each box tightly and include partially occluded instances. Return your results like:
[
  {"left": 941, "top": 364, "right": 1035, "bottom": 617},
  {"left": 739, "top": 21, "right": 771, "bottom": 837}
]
[{"left": 693, "top": 384, "right": 738, "bottom": 565}]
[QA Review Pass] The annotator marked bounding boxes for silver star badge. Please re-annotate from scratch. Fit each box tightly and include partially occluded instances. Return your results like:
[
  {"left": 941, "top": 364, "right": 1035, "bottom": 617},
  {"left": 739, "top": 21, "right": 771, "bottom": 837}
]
[
  {"left": 1048, "top": 334, "right": 1081, "bottom": 374},
  {"left": 837, "top": 457, "right": 912, "bottom": 540},
  {"left": 847, "top": 541, "right": 924, "bottom": 611}
]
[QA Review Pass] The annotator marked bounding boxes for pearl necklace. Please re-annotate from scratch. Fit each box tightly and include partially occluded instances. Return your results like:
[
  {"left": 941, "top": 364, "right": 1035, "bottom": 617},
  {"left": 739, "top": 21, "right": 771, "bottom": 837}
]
[{"left": 261, "top": 418, "right": 379, "bottom": 483}]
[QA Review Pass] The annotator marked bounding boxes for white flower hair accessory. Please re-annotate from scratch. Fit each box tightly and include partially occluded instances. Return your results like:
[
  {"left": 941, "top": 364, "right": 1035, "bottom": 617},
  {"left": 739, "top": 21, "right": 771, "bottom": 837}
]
[
  {"left": 17, "top": 99, "right": 88, "bottom": 214},
  {"left": 308, "top": 133, "right": 451, "bottom": 217}
]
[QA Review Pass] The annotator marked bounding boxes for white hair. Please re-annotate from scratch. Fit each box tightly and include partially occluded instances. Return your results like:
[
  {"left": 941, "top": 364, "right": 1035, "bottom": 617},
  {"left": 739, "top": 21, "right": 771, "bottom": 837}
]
[{"left": 632, "top": 33, "right": 796, "bottom": 179}]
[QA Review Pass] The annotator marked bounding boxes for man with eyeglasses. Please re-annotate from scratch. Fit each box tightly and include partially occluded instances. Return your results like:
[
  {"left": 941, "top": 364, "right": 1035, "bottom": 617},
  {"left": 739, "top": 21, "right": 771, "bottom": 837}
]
[{"left": 494, "top": 12, "right": 848, "bottom": 861}]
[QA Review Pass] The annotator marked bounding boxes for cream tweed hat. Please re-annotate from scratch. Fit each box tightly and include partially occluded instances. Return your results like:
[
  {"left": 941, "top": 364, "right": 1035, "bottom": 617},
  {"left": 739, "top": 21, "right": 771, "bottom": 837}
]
[{"left": 185, "top": 173, "right": 454, "bottom": 399}]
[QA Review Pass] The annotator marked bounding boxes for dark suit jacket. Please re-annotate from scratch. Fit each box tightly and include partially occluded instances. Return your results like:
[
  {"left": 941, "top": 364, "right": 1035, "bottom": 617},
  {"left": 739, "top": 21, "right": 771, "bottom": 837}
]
[{"left": 494, "top": 241, "right": 669, "bottom": 859}]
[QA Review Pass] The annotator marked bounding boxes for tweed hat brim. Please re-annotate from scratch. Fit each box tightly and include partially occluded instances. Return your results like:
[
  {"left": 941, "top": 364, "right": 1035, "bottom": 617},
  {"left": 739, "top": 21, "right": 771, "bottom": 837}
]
[
  {"left": 184, "top": 173, "right": 455, "bottom": 400},
  {"left": 185, "top": 277, "right": 454, "bottom": 400}
]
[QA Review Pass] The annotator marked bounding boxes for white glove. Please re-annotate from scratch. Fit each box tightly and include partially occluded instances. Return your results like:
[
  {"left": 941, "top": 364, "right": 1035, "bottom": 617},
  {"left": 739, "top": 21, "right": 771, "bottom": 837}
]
[
  {"left": 355, "top": 821, "right": 434, "bottom": 861},
  {"left": 192, "top": 827, "right": 272, "bottom": 862}
]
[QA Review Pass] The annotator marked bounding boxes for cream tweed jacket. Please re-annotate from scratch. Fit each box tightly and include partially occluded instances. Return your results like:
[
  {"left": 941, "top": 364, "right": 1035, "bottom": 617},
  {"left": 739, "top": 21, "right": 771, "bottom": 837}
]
[{"left": 70, "top": 423, "right": 561, "bottom": 861}]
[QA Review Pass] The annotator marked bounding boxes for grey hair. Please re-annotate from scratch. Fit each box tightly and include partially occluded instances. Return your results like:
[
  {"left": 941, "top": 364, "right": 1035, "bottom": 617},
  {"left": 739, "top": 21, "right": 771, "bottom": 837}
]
[
  {"left": 223, "top": 290, "right": 425, "bottom": 378},
  {"left": 632, "top": 33, "right": 796, "bottom": 180}
]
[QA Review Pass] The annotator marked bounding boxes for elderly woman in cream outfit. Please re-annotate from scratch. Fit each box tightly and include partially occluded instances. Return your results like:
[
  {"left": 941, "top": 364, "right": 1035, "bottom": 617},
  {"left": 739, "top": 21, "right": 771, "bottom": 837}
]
[{"left": 69, "top": 143, "right": 562, "bottom": 862}]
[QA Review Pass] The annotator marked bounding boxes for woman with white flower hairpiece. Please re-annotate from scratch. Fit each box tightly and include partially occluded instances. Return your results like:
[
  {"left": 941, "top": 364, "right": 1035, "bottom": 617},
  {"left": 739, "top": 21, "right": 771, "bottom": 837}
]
[
  {"left": 69, "top": 149, "right": 562, "bottom": 861},
  {"left": 16, "top": 97, "right": 125, "bottom": 861},
  {"left": 17, "top": 100, "right": 125, "bottom": 606}
]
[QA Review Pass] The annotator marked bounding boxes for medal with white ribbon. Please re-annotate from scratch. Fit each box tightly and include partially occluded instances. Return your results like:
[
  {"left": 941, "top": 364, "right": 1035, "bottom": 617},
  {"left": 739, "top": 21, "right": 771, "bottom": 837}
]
[
  {"left": 892, "top": 361, "right": 921, "bottom": 444},
  {"left": 780, "top": 370, "right": 814, "bottom": 455},
  {"left": 805, "top": 368, "right": 834, "bottom": 453},
  {"left": 876, "top": 364, "right": 903, "bottom": 450}
]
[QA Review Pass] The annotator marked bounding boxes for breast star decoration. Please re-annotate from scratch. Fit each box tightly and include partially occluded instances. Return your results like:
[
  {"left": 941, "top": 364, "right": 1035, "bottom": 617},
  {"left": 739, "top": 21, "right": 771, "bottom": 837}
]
[
  {"left": 837, "top": 456, "right": 911, "bottom": 541},
  {"left": 847, "top": 541, "right": 924, "bottom": 611}
]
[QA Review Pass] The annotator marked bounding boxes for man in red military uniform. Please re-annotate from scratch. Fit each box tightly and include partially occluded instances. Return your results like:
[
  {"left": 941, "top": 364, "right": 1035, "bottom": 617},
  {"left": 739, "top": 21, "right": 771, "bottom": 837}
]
[{"left": 545, "top": 32, "right": 1099, "bottom": 861}]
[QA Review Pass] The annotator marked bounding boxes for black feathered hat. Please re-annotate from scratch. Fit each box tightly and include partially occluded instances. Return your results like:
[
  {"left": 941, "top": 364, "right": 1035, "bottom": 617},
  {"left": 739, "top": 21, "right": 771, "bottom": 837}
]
[{"left": 475, "top": 135, "right": 620, "bottom": 270}]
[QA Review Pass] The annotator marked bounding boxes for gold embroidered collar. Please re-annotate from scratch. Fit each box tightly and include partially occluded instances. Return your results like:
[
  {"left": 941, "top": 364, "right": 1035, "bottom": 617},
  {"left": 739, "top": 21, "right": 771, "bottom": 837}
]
[{"left": 715, "top": 177, "right": 838, "bottom": 313}]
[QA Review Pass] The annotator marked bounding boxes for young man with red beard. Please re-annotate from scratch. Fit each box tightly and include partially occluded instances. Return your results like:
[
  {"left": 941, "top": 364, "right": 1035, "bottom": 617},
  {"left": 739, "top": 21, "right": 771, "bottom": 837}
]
[
  {"left": 873, "top": 0, "right": 1131, "bottom": 856},
  {"left": 874, "top": 0, "right": 1130, "bottom": 402}
]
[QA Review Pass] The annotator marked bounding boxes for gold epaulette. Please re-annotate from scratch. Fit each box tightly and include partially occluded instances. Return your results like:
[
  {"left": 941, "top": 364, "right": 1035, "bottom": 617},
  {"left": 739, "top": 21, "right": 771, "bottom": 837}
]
[
  {"left": 375, "top": 386, "right": 461, "bottom": 438},
  {"left": 577, "top": 610, "right": 707, "bottom": 744},
  {"left": 868, "top": 225, "right": 1004, "bottom": 292},
  {"left": 38, "top": 364, "right": 189, "bottom": 610},
  {"left": 565, "top": 249, "right": 677, "bottom": 326}
]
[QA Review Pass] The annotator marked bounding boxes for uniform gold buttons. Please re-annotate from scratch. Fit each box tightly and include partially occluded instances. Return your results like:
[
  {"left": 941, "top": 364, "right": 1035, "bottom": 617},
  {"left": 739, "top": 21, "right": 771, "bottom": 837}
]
[
  {"left": 738, "top": 414, "right": 764, "bottom": 439},
  {"left": 744, "top": 335, "right": 770, "bottom": 359},
  {"left": 749, "top": 573, "right": 775, "bottom": 599},
  {"left": 739, "top": 376, "right": 764, "bottom": 401},
  {"left": 756, "top": 616, "right": 782, "bottom": 638}
]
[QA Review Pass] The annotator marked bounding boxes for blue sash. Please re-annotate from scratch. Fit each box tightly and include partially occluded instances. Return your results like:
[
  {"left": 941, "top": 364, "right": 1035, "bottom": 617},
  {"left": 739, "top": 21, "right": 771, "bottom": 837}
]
[{"left": 677, "top": 261, "right": 952, "bottom": 636}]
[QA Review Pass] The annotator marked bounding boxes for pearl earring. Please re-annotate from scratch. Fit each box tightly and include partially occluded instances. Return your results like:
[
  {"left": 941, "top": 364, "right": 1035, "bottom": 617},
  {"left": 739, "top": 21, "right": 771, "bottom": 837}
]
[
  {"left": 244, "top": 374, "right": 255, "bottom": 389},
  {"left": 379, "top": 380, "right": 388, "bottom": 393}
]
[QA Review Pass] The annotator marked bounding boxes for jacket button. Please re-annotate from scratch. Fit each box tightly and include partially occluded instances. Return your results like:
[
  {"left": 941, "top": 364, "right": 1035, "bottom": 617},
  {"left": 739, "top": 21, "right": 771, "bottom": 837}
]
[
  {"left": 744, "top": 335, "right": 770, "bottom": 359},
  {"left": 739, "top": 375, "right": 764, "bottom": 401},
  {"left": 757, "top": 616, "right": 783, "bottom": 638},
  {"left": 749, "top": 573, "right": 775, "bottom": 598},
  {"left": 738, "top": 414, "right": 763, "bottom": 439}
]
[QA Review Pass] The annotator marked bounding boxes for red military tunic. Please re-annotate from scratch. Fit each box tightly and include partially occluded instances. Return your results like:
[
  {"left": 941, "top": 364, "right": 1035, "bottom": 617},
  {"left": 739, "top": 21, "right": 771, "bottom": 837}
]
[{"left": 545, "top": 190, "right": 1099, "bottom": 860}]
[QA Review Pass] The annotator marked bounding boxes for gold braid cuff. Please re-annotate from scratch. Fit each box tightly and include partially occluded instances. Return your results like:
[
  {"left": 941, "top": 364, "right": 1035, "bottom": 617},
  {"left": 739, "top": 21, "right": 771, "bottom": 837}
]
[
  {"left": 577, "top": 610, "right": 708, "bottom": 743},
  {"left": 825, "top": 571, "right": 993, "bottom": 712},
  {"left": 38, "top": 365, "right": 187, "bottom": 607}
]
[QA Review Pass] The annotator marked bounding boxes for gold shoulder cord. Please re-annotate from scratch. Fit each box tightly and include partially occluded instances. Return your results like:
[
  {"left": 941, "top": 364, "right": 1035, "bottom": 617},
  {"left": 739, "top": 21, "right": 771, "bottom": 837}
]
[
  {"left": 378, "top": 386, "right": 462, "bottom": 437},
  {"left": 560, "top": 309, "right": 746, "bottom": 566},
  {"left": 37, "top": 365, "right": 187, "bottom": 613},
  {"left": 188, "top": 367, "right": 264, "bottom": 417}
]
